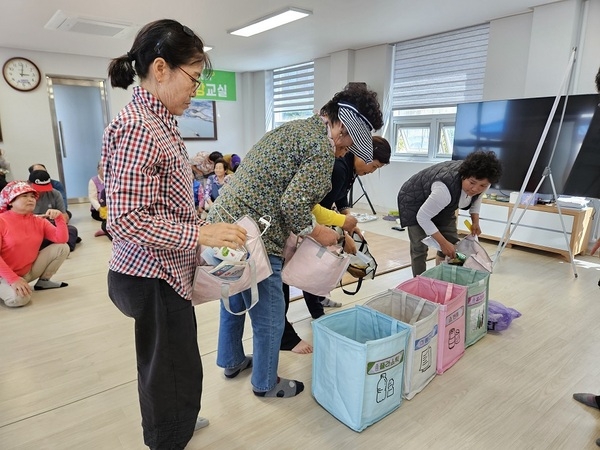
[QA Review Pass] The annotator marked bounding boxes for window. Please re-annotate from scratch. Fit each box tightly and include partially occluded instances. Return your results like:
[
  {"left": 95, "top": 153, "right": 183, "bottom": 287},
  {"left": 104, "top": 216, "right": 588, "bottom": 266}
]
[
  {"left": 393, "top": 107, "right": 456, "bottom": 158},
  {"left": 391, "top": 24, "right": 489, "bottom": 161},
  {"left": 271, "top": 61, "right": 314, "bottom": 129}
]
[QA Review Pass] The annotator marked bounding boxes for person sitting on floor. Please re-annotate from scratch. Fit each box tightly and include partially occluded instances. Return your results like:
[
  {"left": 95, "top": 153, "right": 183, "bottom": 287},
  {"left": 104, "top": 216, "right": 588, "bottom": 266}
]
[
  {"left": 0, "top": 181, "right": 69, "bottom": 307},
  {"left": 28, "top": 163, "right": 71, "bottom": 219},
  {"left": 28, "top": 170, "right": 81, "bottom": 252},
  {"left": 89, "top": 162, "right": 109, "bottom": 237},
  {"left": 0, "top": 148, "right": 13, "bottom": 192},
  {"left": 89, "top": 161, "right": 105, "bottom": 221},
  {"left": 96, "top": 187, "right": 112, "bottom": 241},
  {"left": 208, "top": 151, "right": 223, "bottom": 168},
  {"left": 190, "top": 151, "right": 214, "bottom": 181},
  {"left": 204, "top": 158, "right": 231, "bottom": 211},
  {"left": 223, "top": 154, "right": 241, "bottom": 173},
  {"left": 193, "top": 176, "right": 206, "bottom": 218}
]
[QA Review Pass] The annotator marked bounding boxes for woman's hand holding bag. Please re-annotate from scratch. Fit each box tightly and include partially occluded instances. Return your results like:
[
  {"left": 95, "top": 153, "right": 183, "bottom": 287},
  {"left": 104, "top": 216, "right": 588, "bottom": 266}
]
[
  {"left": 343, "top": 232, "right": 358, "bottom": 255},
  {"left": 341, "top": 232, "right": 378, "bottom": 295},
  {"left": 445, "top": 235, "right": 493, "bottom": 273}
]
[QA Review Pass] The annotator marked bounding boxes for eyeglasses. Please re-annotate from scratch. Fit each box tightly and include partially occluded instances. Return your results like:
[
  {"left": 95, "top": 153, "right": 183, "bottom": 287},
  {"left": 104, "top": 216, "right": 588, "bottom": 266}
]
[{"left": 177, "top": 66, "right": 202, "bottom": 92}]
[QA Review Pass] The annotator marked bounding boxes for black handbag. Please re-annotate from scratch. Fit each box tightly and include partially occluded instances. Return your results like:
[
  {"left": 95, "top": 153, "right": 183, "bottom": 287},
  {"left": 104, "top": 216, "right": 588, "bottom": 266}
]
[{"left": 341, "top": 232, "right": 377, "bottom": 295}]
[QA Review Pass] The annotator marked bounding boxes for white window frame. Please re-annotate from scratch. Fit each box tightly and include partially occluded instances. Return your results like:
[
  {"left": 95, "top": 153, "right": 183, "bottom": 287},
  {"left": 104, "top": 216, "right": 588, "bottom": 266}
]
[
  {"left": 390, "top": 23, "right": 489, "bottom": 162},
  {"left": 391, "top": 109, "right": 456, "bottom": 160}
]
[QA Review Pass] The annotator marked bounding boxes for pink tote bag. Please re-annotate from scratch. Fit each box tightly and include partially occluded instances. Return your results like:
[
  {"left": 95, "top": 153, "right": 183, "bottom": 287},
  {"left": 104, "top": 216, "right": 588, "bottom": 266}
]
[
  {"left": 282, "top": 233, "right": 350, "bottom": 297},
  {"left": 192, "top": 215, "right": 272, "bottom": 315}
]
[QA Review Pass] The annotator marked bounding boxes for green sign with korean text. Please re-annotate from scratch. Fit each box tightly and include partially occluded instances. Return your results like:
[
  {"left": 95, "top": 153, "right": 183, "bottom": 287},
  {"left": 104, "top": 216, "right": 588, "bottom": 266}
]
[{"left": 195, "top": 70, "right": 237, "bottom": 101}]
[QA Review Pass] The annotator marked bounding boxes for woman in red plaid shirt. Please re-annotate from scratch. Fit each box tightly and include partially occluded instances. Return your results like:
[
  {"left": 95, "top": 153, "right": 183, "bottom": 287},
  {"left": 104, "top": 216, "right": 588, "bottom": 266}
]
[{"left": 101, "top": 19, "right": 246, "bottom": 450}]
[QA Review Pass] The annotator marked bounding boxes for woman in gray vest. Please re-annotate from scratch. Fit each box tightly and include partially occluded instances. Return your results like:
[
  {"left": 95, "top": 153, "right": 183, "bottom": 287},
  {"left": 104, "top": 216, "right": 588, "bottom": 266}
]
[{"left": 397, "top": 150, "right": 502, "bottom": 276}]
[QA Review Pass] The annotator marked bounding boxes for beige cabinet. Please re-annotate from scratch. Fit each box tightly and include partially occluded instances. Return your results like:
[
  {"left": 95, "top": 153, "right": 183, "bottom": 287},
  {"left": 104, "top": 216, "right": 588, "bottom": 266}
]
[{"left": 457, "top": 199, "right": 594, "bottom": 260}]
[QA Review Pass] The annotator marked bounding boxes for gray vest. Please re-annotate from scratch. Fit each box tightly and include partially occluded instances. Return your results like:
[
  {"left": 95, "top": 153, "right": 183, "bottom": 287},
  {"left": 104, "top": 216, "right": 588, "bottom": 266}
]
[{"left": 397, "top": 160, "right": 479, "bottom": 228}]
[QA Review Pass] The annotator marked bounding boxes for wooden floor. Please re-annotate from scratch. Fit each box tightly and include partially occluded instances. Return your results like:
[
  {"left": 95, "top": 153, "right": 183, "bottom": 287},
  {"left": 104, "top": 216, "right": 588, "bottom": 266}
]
[{"left": 1, "top": 203, "right": 600, "bottom": 450}]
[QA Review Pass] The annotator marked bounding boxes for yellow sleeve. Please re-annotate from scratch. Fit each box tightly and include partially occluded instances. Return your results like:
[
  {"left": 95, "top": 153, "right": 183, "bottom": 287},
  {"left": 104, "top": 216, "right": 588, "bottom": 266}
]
[{"left": 312, "top": 204, "right": 346, "bottom": 227}]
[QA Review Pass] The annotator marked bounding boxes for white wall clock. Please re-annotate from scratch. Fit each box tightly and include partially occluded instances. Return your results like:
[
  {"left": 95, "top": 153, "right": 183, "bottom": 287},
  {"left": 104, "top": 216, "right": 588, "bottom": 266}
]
[{"left": 2, "top": 57, "right": 42, "bottom": 92}]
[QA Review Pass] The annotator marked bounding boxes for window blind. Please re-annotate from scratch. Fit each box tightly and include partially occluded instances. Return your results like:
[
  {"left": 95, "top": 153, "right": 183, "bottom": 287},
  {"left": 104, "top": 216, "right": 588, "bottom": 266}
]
[
  {"left": 273, "top": 61, "right": 314, "bottom": 125},
  {"left": 392, "top": 23, "right": 489, "bottom": 109}
]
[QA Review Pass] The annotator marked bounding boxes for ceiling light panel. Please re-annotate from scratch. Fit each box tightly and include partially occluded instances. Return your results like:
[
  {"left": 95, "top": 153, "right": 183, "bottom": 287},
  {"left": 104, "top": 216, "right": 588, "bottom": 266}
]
[{"left": 229, "top": 7, "right": 312, "bottom": 37}]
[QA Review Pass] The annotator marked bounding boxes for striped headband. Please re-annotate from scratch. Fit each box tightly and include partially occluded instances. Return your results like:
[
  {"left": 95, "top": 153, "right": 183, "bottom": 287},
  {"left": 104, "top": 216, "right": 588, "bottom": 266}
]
[{"left": 338, "top": 102, "right": 374, "bottom": 163}]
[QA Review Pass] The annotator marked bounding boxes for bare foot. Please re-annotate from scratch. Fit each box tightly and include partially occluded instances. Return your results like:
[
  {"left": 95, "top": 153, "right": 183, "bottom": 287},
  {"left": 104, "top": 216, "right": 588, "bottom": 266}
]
[{"left": 291, "top": 340, "right": 313, "bottom": 354}]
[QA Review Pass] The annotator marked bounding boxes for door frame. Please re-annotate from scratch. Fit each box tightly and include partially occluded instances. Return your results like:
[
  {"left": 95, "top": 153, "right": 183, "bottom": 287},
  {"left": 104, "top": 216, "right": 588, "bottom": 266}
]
[{"left": 46, "top": 76, "right": 111, "bottom": 203}]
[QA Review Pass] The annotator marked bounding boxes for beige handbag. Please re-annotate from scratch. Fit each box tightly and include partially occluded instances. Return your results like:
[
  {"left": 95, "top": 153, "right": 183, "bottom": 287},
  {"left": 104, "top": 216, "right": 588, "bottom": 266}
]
[{"left": 282, "top": 233, "right": 351, "bottom": 297}]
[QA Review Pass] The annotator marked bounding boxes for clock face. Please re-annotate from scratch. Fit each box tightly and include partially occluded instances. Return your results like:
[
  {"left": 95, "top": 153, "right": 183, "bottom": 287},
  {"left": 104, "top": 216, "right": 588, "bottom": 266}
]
[{"left": 2, "top": 57, "right": 41, "bottom": 92}]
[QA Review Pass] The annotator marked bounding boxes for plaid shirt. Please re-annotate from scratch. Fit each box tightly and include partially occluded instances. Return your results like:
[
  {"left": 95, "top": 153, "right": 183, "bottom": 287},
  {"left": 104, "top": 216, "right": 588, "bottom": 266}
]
[{"left": 101, "top": 87, "right": 199, "bottom": 300}]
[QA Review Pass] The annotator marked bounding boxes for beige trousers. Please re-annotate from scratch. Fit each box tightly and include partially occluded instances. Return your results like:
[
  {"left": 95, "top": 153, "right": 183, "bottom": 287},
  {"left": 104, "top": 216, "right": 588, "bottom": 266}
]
[{"left": 0, "top": 243, "right": 70, "bottom": 307}]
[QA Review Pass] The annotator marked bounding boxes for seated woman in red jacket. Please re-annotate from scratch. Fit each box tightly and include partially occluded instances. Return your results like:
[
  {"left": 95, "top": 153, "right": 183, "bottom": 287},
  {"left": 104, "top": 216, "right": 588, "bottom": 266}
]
[{"left": 0, "top": 181, "right": 70, "bottom": 307}]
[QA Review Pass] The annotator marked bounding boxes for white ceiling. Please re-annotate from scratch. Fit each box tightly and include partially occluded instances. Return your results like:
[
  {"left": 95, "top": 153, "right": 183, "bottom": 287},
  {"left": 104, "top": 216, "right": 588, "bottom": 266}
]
[{"left": 0, "top": 0, "right": 562, "bottom": 73}]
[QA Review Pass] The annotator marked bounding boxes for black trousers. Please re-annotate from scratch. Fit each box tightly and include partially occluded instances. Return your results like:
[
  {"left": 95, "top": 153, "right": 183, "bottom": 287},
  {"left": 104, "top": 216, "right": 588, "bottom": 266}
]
[
  {"left": 40, "top": 223, "right": 79, "bottom": 252},
  {"left": 108, "top": 271, "right": 202, "bottom": 450},
  {"left": 280, "top": 283, "right": 324, "bottom": 350}
]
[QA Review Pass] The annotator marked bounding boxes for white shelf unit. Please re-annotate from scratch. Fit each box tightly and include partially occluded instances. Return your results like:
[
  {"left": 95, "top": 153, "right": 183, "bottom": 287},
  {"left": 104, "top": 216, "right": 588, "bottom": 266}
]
[{"left": 457, "top": 199, "right": 594, "bottom": 260}]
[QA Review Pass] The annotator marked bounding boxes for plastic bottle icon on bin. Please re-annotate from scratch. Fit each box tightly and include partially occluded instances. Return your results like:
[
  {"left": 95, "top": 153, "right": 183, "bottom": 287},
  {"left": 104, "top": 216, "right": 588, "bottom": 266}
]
[
  {"left": 376, "top": 373, "right": 387, "bottom": 403},
  {"left": 376, "top": 373, "right": 395, "bottom": 403}
]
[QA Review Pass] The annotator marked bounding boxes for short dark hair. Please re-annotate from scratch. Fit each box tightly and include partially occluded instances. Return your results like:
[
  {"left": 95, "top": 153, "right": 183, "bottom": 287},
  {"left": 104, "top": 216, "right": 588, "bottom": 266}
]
[
  {"left": 372, "top": 136, "right": 391, "bottom": 164},
  {"left": 458, "top": 150, "right": 502, "bottom": 185},
  {"left": 28, "top": 163, "right": 46, "bottom": 173},
  {"left": 208, "top": 151, "right": 223, "bottom": 163},
  {"left": 596, "top": 66, "right": 600, "bottom": 93},
  {"left": 107, "top": 19, "right": 212, "bottom": 89}
]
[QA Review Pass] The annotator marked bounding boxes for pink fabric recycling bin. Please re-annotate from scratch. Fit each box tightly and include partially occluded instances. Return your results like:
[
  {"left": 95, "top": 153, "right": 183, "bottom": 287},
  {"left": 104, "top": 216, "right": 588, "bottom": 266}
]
[{"left": 395, "top": 276, "right": 467, "bottom": 374}]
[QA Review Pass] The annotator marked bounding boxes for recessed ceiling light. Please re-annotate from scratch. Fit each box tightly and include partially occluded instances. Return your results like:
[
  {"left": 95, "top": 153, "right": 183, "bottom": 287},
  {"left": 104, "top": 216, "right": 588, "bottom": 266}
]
[
  {"left": 228, "top": 7, "right": 312, "bottom": 37},
  {"left": 44, "top": 9, "right": 138, "bottom": 39}
]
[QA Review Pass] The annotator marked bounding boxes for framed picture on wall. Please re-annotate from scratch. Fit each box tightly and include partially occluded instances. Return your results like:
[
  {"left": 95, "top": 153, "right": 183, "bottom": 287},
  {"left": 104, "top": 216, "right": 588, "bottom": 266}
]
[{"left": 176, "top": 99, "right": 217, "bottom": 140}]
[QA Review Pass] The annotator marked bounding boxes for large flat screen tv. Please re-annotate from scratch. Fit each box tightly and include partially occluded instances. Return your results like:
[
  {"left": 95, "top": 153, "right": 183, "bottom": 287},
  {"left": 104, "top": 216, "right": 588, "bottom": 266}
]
[
  {"left": 452, "top": 94, "right": 599, "bottom": 196},
  {"left": 562, "top": 104, "right": 600, "bottom": 198}
]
